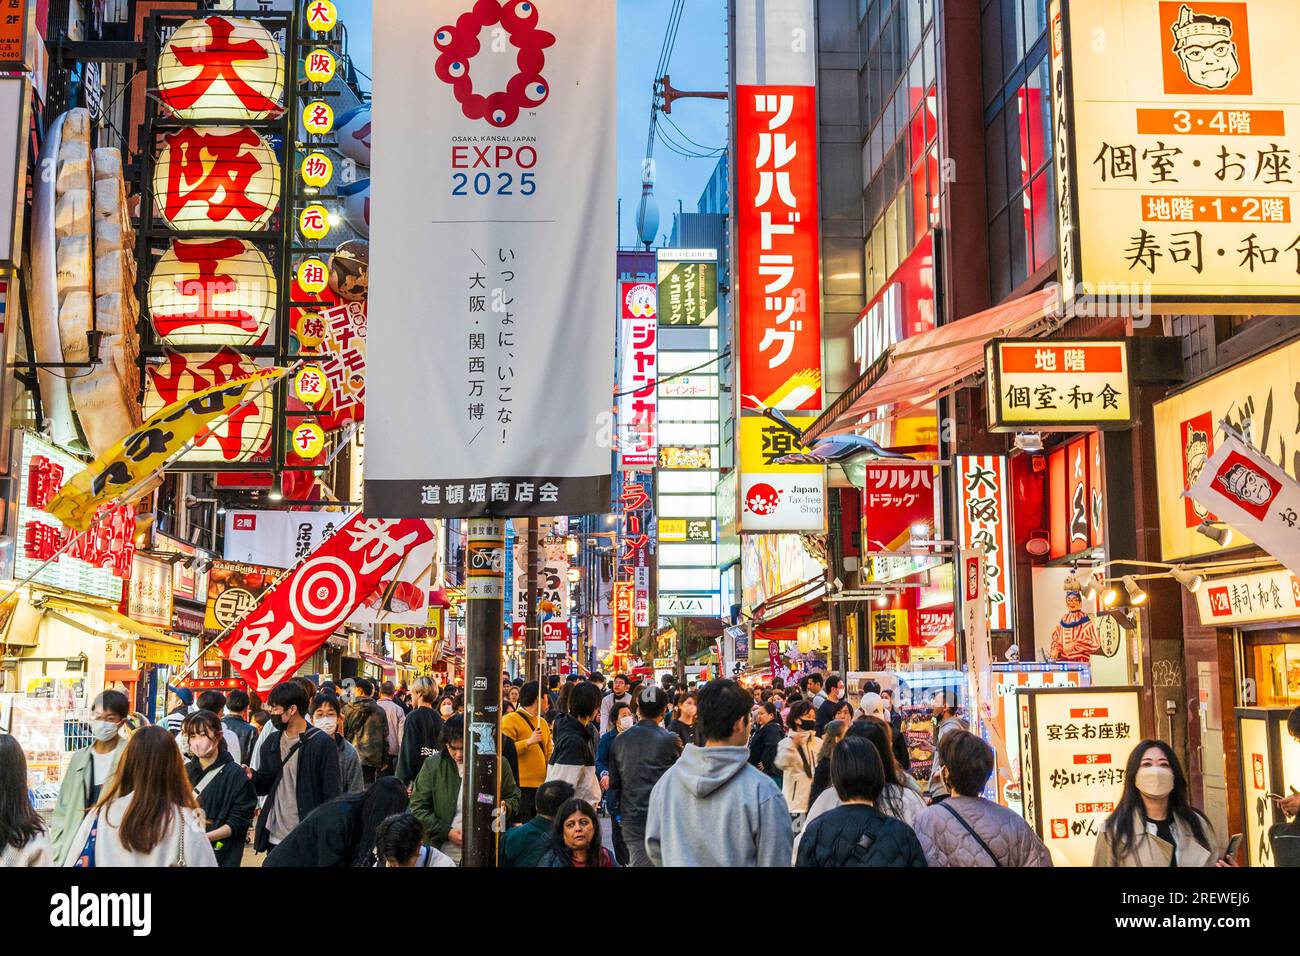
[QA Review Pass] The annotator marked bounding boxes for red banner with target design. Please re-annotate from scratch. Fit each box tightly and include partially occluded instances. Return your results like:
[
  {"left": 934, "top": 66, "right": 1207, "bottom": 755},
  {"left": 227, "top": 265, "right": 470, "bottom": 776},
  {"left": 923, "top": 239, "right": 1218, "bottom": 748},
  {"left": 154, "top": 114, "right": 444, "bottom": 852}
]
[{"left": 218, "top": 511, "right": 434, "bottom": 692}]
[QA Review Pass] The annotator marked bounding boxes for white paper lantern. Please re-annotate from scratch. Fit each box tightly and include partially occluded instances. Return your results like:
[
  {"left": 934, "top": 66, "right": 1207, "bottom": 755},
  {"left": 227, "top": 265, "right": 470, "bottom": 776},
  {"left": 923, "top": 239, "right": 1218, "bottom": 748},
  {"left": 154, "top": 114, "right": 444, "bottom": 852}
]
[
  {"left": 143, "top": 349, "right": 275, "bottom": 463},
  {"left": 156, "top": 16, "right": 285, "bottom": 121},
  {"left": 153, "top": 126, "right": 282, "bottom": 232},
  {"left": 148, "top": 237, "right": 276, "bottom": 348}
]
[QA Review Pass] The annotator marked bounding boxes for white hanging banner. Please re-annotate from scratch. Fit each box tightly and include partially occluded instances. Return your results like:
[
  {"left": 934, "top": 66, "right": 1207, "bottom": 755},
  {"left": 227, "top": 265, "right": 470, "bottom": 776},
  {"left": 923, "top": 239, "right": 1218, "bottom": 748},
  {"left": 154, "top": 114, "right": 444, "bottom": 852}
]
[
  {"left": 366, "top": 0, "right": 616, "bottom": 518},
  {"left": 1186, "top": 431, "right": 1300, "bottom": 580}
]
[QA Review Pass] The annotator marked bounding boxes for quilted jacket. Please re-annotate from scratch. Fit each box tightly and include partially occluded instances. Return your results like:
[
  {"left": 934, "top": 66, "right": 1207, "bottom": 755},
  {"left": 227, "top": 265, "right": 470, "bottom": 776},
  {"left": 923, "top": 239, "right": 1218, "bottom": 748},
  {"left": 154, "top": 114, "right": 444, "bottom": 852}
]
[
  {"left": 795, "top": 804, "right": 928, "bottom": 867},
  {"left": 913, "top": 795, "right": 1052, "bottom": 867}
]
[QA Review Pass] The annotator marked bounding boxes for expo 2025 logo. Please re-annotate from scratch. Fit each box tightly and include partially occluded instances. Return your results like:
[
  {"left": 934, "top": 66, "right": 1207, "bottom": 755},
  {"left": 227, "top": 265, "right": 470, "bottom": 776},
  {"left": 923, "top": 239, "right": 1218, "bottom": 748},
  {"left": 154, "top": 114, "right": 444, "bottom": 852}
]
[{"left": 434, "top": 0, "right": 555, "bottom": 128}]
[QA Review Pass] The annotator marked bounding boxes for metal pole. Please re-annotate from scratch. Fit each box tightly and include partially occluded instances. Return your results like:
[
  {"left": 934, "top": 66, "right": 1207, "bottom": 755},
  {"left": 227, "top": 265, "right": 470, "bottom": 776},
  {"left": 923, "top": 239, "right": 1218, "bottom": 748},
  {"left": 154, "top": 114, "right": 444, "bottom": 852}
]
[
  {"left": 828, "top": 489, "right": 848, "bottom": 680},
  {"left": 525, "top": 517, "right": 542, "bottom": 691},
  {"left": 462, "top": 517, "right": 505, "bottom": 868}
]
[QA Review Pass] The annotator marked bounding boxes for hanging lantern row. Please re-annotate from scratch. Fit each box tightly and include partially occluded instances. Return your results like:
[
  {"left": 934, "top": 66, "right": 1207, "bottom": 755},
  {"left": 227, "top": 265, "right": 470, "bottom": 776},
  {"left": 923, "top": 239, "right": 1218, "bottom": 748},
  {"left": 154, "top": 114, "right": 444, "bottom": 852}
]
[
  {"left": 156, "top": 16, "right": 286, "bottom": 121},
  {"left": 152, "top": 126, "right": 282, "bottom": 232},
  {"left": 305, "top": 47, "right": 337, "bottom": 84},
  {"left": 147, "top": 237, "right": 277, "bottom": 348}
]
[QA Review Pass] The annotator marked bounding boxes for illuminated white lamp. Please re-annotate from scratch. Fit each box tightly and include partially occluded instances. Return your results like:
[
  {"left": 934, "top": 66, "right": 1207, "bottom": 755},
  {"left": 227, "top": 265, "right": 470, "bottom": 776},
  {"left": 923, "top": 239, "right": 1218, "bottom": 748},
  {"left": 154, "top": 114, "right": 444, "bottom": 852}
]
[
  {"left": 148, "top": 238, "right": 276, "bottom": 348},
  {"left": 156, "top": 16, "right": 285, "bottom": 121}
]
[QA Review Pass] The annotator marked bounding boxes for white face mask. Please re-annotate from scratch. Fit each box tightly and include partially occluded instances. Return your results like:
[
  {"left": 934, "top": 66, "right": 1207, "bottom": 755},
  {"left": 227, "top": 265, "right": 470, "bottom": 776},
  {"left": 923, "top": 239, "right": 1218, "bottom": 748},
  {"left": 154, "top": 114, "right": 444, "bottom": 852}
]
[
  {"left": 90, "top": 720, "right": 121, "bottom": 742},
  {"left": 313, "top": 715, "right": 338, "bottom": 736},
  {"left": 1135, "top": 765, "right": 1175, "bottom": 798},
  {"left": 617, "top": 714, "right": 634, "bottom": 731}
]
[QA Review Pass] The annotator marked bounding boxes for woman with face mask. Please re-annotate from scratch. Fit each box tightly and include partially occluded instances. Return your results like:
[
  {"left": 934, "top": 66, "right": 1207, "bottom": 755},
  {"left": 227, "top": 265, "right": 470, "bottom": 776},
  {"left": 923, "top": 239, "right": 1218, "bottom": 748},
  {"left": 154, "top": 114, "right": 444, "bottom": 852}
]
[
  {"left": 311, "top": 693, "right": 364, "bottom": 794},
  {"left": 774, "top": 701, "right": 822, "bottom": 827},
  {"left": 182, "top": 711, "right": 257, "bottom": 867},
  {"left": 49, "top": 690, "right": 130, "bottom": 863},
  {"left": 1094, "top": 739, "right": 1229, "bottom": 867}
]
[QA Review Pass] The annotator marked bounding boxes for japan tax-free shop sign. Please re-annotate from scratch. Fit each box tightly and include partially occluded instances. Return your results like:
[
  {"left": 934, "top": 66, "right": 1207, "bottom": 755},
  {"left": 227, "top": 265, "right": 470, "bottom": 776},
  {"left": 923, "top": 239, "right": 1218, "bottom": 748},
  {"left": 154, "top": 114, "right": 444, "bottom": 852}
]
[
  {"left": 366, "top": 0, "right": 615, "bottom": 517},
  {"left": 1051, "top": 0, "right": 1300, "bottom": 308}
]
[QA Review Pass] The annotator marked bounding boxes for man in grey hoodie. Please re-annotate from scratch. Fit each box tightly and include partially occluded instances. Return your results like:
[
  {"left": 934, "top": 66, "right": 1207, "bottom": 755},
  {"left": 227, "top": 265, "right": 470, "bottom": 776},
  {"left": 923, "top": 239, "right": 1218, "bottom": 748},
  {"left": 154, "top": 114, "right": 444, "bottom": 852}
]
[{"left": 645, "top": 679, "right": 794, "bottom": 867}]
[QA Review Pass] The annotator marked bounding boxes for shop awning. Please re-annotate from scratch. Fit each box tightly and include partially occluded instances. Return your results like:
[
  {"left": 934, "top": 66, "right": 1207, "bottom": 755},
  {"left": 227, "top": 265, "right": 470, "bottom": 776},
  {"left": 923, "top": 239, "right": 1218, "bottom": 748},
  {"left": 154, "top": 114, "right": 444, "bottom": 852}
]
[
  {"left": 35, "top": 596, "right": 188, "bottom": 666},
  {"left": 752, "top": 574, "right": 825, "bottom": 626},
  {"left": 806, "top": 291, "right": 1056, "bottom": 440},
  {"left": 38, "top": 596, "right": 185, "bottom": 648}
]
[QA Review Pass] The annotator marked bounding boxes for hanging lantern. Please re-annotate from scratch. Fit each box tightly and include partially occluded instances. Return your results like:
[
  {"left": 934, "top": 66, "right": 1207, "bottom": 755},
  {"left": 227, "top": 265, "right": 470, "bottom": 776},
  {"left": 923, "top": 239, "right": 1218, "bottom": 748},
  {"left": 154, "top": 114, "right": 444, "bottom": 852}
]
[
  {"left": 296, "top": 257, "right": 329, "bottom": 294},
  {"left": 142, "top": 349, "right": 275, "bottom": 463},
  {"left": 304, "top": 0, "right": 338, "bottom": 32},
  {"left": 304, "top": 47, "right": 336, "bottom": 84},
  {"left": 302, "top": 100, "right": 334, "bottom": 135},
  {"left": 335, "top": 106, "right": 371, "bottom": 168},
  {"left": 300, "top": 151, "right": 333, "bottom": 188},
  {"left": 291, "top": 421, "right": 326, "bottom": 459},
  {"left": 156, "top": 16, "right": 285, "bottom": 121},
  {"left": 148, "top": 237, "right": 276, "bottom": 348},
  {"left": 294, "top": 365, "right": 328, "bottom": 404},
  {"left": 295, "top": 309, "right": 326, "bottom": 348},
  {"left": 153, "top": 126, "right": 281, "bottom": 232},
  {"left": 298, "top": 204, "right": 332, "bottom": 241}
]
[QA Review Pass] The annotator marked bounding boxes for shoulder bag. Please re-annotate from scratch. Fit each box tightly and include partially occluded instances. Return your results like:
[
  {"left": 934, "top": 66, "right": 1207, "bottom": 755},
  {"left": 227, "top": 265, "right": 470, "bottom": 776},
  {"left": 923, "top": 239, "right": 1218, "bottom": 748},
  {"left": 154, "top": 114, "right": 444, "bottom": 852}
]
[{"left": 940, "top": 801, "right": 1001, "bottom": 867}]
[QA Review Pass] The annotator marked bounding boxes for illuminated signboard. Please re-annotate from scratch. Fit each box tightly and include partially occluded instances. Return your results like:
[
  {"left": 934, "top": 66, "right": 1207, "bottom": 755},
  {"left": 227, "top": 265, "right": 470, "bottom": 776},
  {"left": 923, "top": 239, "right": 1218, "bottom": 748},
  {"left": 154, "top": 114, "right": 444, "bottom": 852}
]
[
  {"left": 1019, "top": 686, "right": 1142, "bottom": 867},
  {"left": 986, "top": 339, "right": 1133, "bottom": 430},
  {"left": 955, "top": 455, "right": 1015, "bottom": 632},
  {"left": 1050, "top": 0, "right": 1300, "bottom": 306},
  {"left": 738, "top": 414, "right": 825, "bottom": 533}
]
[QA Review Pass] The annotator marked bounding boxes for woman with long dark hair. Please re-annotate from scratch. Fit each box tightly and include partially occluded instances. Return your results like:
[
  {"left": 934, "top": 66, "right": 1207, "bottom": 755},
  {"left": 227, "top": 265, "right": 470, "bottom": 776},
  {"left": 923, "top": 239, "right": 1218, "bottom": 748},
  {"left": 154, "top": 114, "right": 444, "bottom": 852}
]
[
  {"left": 1094, "top": 739, "right": 1227, "bottom": 867},
  {"left": 61, "top": 726, "right": 217, "bottom": 867},
  {"left": 0, "top": 733, "right": 50, "bottom": 866},
  {"left": 774, "top": 701, "right": 821, "bottom": 826},
  {"left": 538, "top": 798, "right": 617, "bottom": 867},
  {"left": 264, "top": 776, "right": 411, "bottom": 866}
]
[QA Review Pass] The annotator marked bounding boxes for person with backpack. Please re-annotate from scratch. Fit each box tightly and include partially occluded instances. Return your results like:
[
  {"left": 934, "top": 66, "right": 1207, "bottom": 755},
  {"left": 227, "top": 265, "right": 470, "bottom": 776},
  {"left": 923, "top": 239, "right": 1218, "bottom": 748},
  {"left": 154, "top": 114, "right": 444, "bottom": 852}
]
[
  {"left": 795, "top": 737, "right": 927, "bottom": 867},
  {"left": 343, "top": 678, "right": 389, "bottom": 785}
]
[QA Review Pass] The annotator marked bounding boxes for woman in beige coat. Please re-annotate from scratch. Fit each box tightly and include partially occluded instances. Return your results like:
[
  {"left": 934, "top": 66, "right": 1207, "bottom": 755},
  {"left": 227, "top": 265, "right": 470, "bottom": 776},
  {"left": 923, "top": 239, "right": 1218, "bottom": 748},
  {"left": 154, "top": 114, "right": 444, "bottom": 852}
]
[
  {"left": 1093, "top": 739, "right": 1230, "bottom": 867},
  {"left": 774, "top": 702, "right": 822, "bottom": 825}
]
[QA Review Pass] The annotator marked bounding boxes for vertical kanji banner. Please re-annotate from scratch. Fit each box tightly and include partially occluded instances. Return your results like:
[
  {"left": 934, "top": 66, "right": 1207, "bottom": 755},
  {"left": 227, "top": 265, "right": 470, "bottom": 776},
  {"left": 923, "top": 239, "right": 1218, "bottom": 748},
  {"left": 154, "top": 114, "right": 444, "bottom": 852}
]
[
  {"left": 734, "top": 0, "right": 822, "bottom": 413},
  {"left": 366, "top": 0, "right": 615, "bottom": 518}
]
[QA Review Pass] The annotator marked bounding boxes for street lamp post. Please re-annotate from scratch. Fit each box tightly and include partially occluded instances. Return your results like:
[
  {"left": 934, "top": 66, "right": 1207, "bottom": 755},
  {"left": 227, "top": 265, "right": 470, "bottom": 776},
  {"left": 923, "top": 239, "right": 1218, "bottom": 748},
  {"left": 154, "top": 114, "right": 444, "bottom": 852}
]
[{"left": 462, "top": 517, "right": 504, "bottom": 867}]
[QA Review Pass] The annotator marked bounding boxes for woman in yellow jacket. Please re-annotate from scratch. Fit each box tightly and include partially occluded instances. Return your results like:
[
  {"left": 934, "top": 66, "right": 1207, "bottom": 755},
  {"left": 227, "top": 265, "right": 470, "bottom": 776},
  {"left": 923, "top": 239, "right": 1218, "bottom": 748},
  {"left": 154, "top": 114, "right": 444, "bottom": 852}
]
[
  {"left": 501, "top": 681, "right": 553, "bottom": 822},
  {"left": 1093, "top": 739, "right": 1230, "bottom": 867}
]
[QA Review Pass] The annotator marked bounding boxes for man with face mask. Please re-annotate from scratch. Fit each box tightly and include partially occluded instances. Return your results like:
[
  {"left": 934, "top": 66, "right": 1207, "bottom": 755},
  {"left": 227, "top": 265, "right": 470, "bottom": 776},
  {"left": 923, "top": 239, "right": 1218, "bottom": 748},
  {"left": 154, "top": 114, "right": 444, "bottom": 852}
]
[
  {"left": 50, "top": 690, "right": 129, "bottom": 862},
  {"left": 250, "top": 680, "right": 342, "bottom": 854}
]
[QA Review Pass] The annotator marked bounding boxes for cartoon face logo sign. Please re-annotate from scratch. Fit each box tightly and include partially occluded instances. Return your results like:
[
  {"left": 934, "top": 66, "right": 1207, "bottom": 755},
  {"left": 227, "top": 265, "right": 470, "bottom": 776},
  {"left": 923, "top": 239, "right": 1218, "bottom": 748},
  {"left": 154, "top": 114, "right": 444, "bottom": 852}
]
[
  {"left": 433, "top": 0, "right": 555, "bottom": 128},
  {"left": 1160, "top": 2, "right": 1252, "bottom": 95},
  {"left": 1213, "top": 453, "right": 1281, "bottom": 520},
  {"left": 621, "top": 282, "right": 657, "bottom": 320},
  {"left": 744, "top": 482, "right": 781, "bottom": 516}
]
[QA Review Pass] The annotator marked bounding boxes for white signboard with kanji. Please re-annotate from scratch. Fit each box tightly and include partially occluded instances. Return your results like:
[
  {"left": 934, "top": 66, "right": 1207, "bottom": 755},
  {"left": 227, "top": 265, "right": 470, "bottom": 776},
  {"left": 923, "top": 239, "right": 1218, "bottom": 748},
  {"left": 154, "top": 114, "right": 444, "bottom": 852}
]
[
  {"left": 1020, "top": 686, "right": 1143, "bottom": 867},
  {"left": 955, "top": 455, "right": 1016, "bottom": 632}
]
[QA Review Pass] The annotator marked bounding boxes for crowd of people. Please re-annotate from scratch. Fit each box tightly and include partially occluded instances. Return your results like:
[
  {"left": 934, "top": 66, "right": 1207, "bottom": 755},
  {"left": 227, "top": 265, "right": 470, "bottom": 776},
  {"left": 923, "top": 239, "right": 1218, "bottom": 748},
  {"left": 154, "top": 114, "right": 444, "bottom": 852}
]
[{"left": 0, "top": 668, "right": 1253, "bottom": 868}]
